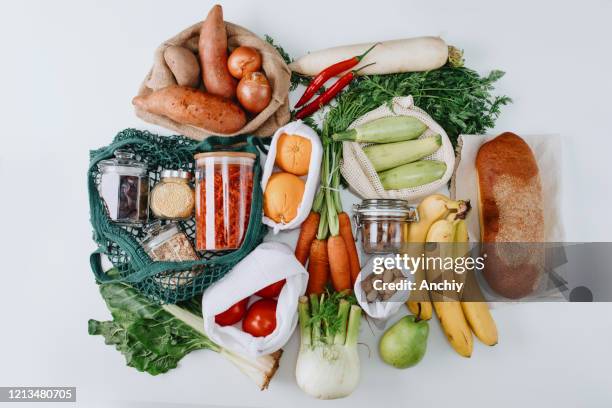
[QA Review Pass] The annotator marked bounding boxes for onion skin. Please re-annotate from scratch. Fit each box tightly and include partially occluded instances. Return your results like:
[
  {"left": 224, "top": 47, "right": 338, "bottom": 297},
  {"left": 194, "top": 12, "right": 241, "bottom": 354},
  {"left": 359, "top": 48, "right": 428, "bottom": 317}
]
[
  {"left": 237, "top": 72, "right": 272, "bottom": 114},
  {"left": 228, "top": 46, "right": 262, "bottom": 79}
]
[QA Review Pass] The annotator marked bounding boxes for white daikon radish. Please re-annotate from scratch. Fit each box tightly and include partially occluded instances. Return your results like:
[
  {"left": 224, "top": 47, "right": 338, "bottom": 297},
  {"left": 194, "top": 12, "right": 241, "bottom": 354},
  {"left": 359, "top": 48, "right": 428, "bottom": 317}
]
[{"left": 289, "top": 37, "right": 449, "bottom": 76}]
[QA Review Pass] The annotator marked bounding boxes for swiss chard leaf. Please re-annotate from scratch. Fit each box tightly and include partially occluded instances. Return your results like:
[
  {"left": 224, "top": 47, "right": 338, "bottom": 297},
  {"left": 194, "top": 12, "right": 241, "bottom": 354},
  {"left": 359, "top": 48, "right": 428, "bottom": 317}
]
[{"left": 88, "top": 282, "right": 218, "bottom": 376}]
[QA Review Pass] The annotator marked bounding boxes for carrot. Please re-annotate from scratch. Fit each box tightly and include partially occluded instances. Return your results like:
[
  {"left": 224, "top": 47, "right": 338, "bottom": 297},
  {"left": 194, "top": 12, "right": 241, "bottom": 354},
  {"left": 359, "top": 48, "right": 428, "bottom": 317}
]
[
  {"left": 327, "top": 235, "right": 352, "bottom": 292},
  {"left": 338, "top": 212, "right": 360, "bottom": 286},
  {"left": 295, "top": 211, "right": 320, "bottom": 266},
  {"left": 306, "top": 239, "right": 329, "bottom": 295}
]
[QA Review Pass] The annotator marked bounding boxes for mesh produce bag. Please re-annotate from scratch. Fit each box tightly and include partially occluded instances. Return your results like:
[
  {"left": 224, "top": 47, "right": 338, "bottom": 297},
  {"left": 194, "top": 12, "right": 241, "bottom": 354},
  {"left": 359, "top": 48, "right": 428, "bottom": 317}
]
[
  {"left": 341, "top": 96, "right": 455, "bottom": 201},
  {"left": 134, "top": 21, "right": 291, "bottom": 140},
  {"left": 87, "top": 129, "right": 268, "bottom": 304}
]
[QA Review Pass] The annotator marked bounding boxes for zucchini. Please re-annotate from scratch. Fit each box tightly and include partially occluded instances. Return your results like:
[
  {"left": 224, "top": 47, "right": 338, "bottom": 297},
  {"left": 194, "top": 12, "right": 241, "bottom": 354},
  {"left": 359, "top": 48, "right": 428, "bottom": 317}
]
[
  {"left": 364, "top": 135, "right": 442, "bottom": 172},
  {"left": 332, "top": 116, "right": 427, "bottom": 143},
  {"left": 379, "top": 160, "right": 446, "bottom": 190}
]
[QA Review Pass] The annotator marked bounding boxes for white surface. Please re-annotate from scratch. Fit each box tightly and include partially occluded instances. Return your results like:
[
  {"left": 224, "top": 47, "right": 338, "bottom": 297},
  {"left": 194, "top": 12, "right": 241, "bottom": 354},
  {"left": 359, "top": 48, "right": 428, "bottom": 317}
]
[{"left": 1, "top": 0, "right": 611, "bottom": 407}]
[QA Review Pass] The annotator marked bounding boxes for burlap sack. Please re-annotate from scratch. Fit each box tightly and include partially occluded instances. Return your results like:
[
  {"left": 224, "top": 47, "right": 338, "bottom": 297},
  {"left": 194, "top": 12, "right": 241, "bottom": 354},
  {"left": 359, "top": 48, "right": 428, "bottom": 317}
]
[
  {"left": 134, "top": 21, "right": 291, "bottom": 140},
  {"left": 340, "top": 96, "right": 455, "bottom": 201}
]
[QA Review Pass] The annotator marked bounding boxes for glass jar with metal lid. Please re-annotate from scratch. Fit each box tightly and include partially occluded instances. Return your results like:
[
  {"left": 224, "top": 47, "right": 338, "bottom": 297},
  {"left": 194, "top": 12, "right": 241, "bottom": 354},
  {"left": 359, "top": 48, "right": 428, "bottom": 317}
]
[
  {"left": 97, "top": 150, "right": 149, "bottom": 224},
  {"left": 141, "top": 221, "right": 200, "bottom": 288},
  {"left": 150, "top": 169, "right": 195, "bottom": 220},
  {"left": 353, "top": 199, "right": 418, "bottom": 254}
]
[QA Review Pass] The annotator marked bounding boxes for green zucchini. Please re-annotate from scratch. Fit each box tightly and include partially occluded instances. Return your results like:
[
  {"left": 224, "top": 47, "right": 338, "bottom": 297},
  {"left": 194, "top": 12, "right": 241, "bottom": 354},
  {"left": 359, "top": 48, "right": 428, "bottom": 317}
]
[
  {"left": 379, "top": 160, "right": 446, "bottom": 190},
  {"left": 364, "top": 135, "right": 442, "bottom": 172},
  {"left": 332, "top": 116, "right": 427, "bottom": 143}
]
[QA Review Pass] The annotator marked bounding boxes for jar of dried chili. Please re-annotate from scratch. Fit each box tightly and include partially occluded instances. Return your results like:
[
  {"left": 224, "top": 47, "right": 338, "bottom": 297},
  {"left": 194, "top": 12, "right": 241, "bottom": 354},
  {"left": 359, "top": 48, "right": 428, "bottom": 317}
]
[{"left": 194, "top": 152, "right": 256, "bottom": 251}]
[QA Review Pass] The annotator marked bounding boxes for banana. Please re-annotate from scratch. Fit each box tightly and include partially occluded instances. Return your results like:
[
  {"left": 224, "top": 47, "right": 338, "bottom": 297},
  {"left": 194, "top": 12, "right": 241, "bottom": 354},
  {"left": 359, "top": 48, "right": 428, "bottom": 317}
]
[
  {"left": 426, "top": 219, "right": 473, "bottom": 358},
  {"left": 407, "top": 194, "right": 470, "bottom": 243},
  {"left": 456, "top": 219, "right": 499, "bottom": 346},
  {"left": 405, "top": 194, "right": 471, "bottom": 321}
]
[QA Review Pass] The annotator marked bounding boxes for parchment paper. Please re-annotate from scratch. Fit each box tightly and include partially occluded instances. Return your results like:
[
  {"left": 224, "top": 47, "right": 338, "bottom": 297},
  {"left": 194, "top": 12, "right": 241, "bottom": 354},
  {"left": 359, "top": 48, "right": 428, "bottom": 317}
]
[{"left": 451, "top": 134, "right": 566, "bottom": 304}]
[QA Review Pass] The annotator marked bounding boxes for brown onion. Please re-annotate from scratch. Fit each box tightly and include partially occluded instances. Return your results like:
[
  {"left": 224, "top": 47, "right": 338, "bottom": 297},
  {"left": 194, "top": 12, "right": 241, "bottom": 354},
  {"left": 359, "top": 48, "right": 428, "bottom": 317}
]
[
  {"left": 237, "top": 72, "right": 272, "bottom": 114},
  {"left": 227, "top": 46, "right": 262, "bottom": 79}
]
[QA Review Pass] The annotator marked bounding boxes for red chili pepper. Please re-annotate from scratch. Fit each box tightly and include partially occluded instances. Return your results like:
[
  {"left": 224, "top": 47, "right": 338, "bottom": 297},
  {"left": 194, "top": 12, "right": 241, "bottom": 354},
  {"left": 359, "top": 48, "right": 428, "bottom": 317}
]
[
  {"left": 295, "top": 63, "right": 376, "bottom": 120},
  {"left": 294, "top": 43, "right": 379, "bottom": 109}
]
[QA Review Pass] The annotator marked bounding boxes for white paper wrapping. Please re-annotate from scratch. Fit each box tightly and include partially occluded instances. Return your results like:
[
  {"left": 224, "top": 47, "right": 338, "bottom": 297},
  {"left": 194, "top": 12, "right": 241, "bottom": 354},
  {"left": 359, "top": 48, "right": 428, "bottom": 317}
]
[
  {"left": 354, "top": 254, "right": 413, "bottom": 327},
  {"left": 452, "top": 134, "right": 566, "bottom": 304}
]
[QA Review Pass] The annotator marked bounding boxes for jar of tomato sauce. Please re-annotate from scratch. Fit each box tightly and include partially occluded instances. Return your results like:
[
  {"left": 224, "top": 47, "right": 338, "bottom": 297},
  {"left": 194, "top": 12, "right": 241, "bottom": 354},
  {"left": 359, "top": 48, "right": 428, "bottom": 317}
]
[{"left": 194, "top": 152, "right": 256, "bottom": 251}]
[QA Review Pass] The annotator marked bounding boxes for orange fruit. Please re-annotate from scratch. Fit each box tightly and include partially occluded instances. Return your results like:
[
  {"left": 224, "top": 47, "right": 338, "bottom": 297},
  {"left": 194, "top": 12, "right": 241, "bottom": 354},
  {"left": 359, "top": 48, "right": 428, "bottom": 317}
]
[
  {"left": 275, "top": 133, "right": 312, "bottom": 176},
  {"left": 264, "top": 172, "right": 305, "bottom": 223}
]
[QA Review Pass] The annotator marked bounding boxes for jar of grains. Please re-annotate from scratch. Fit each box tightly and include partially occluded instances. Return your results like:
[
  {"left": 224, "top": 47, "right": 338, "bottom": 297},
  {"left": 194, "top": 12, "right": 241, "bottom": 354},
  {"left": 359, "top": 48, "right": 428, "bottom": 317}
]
[
  {"left": 194, "top": 151, "right": 255, "bottom": 251},
  {"left": 150, "top": 169, "right": 195, "bottom": 220},
  {"left": 141, "top": 221, "right": 200, "bottom": 287}
]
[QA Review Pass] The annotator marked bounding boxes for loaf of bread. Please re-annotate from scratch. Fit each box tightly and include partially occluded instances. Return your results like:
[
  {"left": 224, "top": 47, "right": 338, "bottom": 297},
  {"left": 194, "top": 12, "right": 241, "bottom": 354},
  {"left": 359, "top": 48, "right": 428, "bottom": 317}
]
[{"left": 476, "top": 132, "right": 544, "bottom": 299}]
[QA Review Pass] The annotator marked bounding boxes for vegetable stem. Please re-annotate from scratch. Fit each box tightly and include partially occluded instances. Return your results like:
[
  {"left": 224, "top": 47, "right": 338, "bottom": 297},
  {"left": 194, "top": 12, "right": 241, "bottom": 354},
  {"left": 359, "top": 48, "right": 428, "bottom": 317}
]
[
  {"left": 345, "top": 305, "right": 362, "bottom": 346},
  {"left": 333, "top": 300, "right": 351, "bottom": 345},
  {"left": 310, "top": 294, "right": 321, "bottom": 343},
  {"left": 298, "top": 297, "right": 311, "bottom": 347}
]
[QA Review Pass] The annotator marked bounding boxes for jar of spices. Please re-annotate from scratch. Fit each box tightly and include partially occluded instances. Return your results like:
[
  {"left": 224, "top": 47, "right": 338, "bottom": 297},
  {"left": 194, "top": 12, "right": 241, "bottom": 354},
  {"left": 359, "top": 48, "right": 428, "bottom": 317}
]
[
  {"left": 97, "top": 150, "right": 149, "bottom": 224},
  {"left": 150, "top": 169, "right": 195, "bottom": 220},
  {"left": 353, "top": 199, "right": 418, "bottom": 254},
  {"left": 141, "top": 221, "right": 200, "bottom": 288},
  {"left": 194, "top": 151, "right": 255, "bottom": 251}
]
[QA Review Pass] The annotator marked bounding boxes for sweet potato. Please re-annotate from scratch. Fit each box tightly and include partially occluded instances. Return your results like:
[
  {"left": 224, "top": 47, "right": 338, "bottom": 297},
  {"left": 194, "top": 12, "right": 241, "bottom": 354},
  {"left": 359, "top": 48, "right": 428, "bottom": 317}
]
[
  {"left": 164, "top": 45, "right": 200, "bottom": 88},
  {"left": 199, "top": 5, "right": 236, "bottom": 99},
  {"left": 132, "top": 85, "right": 246, "bottom": 133}
]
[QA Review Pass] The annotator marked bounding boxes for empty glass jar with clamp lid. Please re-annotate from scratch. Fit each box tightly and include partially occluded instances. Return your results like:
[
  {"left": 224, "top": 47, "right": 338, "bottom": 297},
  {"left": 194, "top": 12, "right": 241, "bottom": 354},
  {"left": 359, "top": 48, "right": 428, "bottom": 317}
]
[
  {"left": 97, "top": 150, "right": 149, "bottom": 225},
  {"left": 353, "top": 199, "right": 418, "bottom": 254}
]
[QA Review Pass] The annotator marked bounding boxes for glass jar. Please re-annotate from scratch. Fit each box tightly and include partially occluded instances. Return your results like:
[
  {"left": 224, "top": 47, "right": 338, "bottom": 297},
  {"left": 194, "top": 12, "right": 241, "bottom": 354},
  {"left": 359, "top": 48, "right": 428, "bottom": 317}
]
[
  {"left": 97, "top": 150, "right": 149, "bottom": 224},
  {"left": 141, "top": 221, "right": 200, "bottom": 288},
  {"left": 194, "top": 151, "right": 256, "bottom": 251},
  {"left": 150, "top": 169, "right": 195, "bottom": 220},
  {"left": 353, "top": 199, "right": 418, "bottom": 254}
]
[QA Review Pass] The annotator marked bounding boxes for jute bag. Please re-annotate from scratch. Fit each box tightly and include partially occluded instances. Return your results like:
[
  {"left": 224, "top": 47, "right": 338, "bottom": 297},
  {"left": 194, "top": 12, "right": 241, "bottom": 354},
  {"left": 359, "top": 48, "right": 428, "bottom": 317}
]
[
  {"left": 340, "top": 96, "right": 455, "bottom": 201},
  {"left": 134, "top": 21, "right": 291, "bottom": 140}
]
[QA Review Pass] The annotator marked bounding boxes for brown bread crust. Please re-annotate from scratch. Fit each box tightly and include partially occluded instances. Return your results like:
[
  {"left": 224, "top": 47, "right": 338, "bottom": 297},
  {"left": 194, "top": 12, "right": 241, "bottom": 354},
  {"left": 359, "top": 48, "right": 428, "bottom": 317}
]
[{"left": 476, "top": 132, "right": 544, "bottom": 299}]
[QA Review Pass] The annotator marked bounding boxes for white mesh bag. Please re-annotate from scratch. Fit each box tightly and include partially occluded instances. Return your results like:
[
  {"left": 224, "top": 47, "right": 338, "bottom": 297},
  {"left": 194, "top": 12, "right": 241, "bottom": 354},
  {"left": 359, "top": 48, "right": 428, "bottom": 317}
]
[{"left": 340, "top": 96, "right": 455, "bottom": 200}]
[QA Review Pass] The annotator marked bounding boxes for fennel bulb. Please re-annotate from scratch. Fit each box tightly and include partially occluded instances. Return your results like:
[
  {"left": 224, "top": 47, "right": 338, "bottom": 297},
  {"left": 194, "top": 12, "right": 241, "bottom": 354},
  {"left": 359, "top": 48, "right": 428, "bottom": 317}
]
[{"left": 295, "top": 294, "right": 362, "bottom": 399}]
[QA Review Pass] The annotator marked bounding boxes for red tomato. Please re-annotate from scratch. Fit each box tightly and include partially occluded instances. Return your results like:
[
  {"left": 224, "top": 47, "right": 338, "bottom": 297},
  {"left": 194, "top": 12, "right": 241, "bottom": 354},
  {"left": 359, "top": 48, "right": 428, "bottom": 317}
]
[
  {"left": 215, "top": 298, "right": 249, "bottom": 326},
  {"left": 255, "top": 279, "right": 286, "bottom": 298},
  {"left": 242, "top": 299, "right": 277, "bottom": 337}
]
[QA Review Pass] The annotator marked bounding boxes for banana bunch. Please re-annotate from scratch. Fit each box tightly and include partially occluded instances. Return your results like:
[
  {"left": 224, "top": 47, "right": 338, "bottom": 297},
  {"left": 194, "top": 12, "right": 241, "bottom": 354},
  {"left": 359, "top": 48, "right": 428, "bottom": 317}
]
[
  {"left": 405, "top": 194, "right": 470, "bottom": 320},
  {"left": 406, "top": 194, "right": 498, "bottom": 357}
]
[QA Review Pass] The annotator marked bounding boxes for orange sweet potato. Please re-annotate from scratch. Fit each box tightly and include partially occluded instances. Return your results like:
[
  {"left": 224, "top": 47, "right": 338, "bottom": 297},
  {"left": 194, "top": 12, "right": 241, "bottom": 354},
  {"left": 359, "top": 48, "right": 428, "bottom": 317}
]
[{"left": 132, "top": 85, "right": 246, "bottom": 134}]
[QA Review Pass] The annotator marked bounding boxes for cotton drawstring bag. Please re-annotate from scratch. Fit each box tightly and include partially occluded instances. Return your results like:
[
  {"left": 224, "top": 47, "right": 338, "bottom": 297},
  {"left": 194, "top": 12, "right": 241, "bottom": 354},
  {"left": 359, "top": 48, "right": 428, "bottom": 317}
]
[
  {"left": 340, "top": 96, "right": 455, "bottom": 201},
  {"left": 261, "top": 121, "right": 323, "bottom": 233},
  {"left": 134, "top": 21, "right": 291, "bottom": 140},
  {"left": 201, "top": 242, "right": 308, "bottom": 357}
]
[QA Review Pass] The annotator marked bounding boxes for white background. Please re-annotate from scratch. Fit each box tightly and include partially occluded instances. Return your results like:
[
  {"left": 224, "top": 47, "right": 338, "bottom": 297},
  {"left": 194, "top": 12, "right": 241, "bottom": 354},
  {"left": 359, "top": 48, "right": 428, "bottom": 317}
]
[{"left": 1, "top": 0, "right": 611, "bottom": 407}]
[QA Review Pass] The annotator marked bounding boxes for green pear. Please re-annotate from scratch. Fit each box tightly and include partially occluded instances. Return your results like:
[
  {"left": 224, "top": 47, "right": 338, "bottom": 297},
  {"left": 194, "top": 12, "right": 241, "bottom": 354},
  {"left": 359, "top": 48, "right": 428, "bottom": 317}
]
[{"left": 379, "top": 315, "right": 429, "bottom": 368}]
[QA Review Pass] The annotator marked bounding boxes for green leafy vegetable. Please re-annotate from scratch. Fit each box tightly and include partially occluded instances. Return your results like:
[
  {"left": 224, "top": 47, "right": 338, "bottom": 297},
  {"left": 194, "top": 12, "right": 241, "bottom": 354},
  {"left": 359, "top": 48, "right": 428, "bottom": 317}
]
[
  {"left": 89, "top": 280, "right": 282, "bottom": 388},
  {"left": 88, "top": 282, "right": 219, "bottom": 375},
  {"left": 321, "top": 67, "right": 511, "bottom": 147}
]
